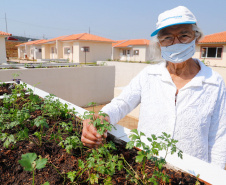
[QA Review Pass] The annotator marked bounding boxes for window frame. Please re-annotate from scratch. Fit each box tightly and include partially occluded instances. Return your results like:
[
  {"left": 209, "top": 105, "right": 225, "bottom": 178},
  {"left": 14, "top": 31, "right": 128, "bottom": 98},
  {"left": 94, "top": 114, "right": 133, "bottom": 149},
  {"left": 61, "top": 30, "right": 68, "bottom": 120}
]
[
  {"left": 201, "top": 46, "right": 223, "bottom": 59},
  {"left": 83, "top": 46, "right": 90, "bottom": 52},
  {"left": 133, "top": 50, "right": 139, "bottom": 55},
  {"left": 122, "top": 50, "right": 126, "bottom": 56},
  {"left": 64, "top": 47, "right": 71, "bottom": 55}
]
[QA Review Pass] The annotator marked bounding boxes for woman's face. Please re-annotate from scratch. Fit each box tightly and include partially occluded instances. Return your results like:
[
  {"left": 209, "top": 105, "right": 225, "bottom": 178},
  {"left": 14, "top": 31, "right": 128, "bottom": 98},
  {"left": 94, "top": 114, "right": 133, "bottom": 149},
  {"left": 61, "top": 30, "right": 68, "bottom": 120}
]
[{"left": 158, "top": 24, "right": 195, "bottom": 47}]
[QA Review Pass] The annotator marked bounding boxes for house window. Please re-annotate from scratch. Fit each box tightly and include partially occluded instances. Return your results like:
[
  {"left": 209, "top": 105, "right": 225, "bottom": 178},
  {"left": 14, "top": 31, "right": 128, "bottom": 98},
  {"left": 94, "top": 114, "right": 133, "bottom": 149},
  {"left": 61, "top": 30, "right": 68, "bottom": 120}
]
[
  {"left": 64, "top": 47, "right": 71, "bottom": 54},
  {"left": 84, "top": 47, "right": 90, "bottom": 52},
  {"left": 51, "top": 47, "right": 57, "bottom": 54},
  {"left": 122, "top": 50, "right": 126, "bottom": 55},
  {"left": 127, "top": 50, "right": 130, "bottom": 55},
  {"left": 39, "top": 49, "right": 42, "bottom": 53},
  {"left": 134, "top": 50, "right": 139, "bottom": 55},
  {"left": 201, "top": 47, "right": 223, "bottom": 58}
]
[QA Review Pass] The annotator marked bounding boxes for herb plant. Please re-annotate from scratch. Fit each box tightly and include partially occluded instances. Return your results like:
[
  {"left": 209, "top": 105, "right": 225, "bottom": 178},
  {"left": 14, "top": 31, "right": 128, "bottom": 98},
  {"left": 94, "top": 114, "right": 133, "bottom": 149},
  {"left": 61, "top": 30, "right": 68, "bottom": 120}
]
[
  {"left": 19, "top": 153, "right": 48, "bottom": 185},
  {"left": 126, "top": 129, "right": 183, "bottom": 184}
]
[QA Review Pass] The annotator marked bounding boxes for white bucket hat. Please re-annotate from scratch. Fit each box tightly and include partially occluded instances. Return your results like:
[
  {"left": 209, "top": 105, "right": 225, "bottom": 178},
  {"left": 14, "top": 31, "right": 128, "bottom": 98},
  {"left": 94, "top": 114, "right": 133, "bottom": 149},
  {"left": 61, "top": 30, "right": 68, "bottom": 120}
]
[{"left": 151, "top": 6, "right": 197, "bottom": 37}]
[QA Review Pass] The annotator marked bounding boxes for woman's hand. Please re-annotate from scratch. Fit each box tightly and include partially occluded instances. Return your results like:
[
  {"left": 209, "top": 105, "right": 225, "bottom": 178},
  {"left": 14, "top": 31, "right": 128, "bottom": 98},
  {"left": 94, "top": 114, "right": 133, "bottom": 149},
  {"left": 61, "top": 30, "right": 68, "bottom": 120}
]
[{"left": 81, "top": 114, "right": 109, "bottom": 148}]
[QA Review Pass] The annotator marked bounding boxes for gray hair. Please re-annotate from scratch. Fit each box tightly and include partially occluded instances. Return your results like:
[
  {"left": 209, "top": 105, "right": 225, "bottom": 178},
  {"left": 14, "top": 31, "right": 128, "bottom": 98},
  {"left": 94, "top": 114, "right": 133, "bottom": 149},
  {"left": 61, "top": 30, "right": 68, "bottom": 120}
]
[{"left": 147, "top": 24, "right": 204, "bottom": 62}]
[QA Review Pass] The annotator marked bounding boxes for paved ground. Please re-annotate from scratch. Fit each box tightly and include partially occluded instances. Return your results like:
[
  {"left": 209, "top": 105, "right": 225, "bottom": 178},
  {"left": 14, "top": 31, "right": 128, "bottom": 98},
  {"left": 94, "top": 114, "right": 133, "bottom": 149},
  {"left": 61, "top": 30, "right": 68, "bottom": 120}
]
[
  {"left": 8, "top": 59, "right": 37, "bottom": 64},
  {"left": 83, "top": 104, "right": 138, "bottom": 130}
]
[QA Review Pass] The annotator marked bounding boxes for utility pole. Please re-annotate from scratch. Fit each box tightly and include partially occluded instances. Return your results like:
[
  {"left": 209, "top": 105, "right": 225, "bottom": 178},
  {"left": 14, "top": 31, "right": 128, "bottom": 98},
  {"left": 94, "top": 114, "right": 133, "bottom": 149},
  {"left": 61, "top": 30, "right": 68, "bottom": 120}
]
[{"left": 5, "top": 13, "right": 8, "bottom": 33}]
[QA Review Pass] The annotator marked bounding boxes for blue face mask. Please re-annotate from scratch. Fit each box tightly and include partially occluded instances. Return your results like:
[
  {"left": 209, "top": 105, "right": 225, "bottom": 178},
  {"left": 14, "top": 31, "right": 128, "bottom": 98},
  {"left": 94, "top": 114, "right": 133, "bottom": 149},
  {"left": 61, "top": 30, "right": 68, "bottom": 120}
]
[{"left": 160, "top": 39, "right": 196, "bottom": 63}]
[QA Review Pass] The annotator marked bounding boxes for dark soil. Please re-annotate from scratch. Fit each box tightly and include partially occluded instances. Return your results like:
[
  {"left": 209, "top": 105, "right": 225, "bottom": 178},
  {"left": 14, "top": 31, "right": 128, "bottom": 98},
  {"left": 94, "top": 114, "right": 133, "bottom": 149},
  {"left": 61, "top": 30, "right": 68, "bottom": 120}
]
[
  {"left": 0, "top": 89, "right": 207, "bottom": 185},
  {"left": 0, "top": 83, "right": 15, "bottom": 95}
]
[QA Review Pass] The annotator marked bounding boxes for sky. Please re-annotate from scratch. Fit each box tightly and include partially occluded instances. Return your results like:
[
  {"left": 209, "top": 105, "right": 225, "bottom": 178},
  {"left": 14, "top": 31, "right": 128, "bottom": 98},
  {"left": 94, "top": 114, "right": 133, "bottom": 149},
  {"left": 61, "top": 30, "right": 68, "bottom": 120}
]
[{"left": 0, "top": 0, "right": 225, "bottom": 41}]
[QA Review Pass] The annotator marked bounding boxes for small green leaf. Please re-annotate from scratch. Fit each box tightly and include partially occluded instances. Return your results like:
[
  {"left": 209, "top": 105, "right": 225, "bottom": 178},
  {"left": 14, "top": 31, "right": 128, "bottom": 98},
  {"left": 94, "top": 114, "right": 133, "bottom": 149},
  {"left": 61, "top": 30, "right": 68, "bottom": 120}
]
[
  {"left": 67, "top": 171, "right": 76, "bottom": 182},
  {"left": 42, "top": 182, "right": 50, "bottom": 185},
  {"left": 136, "top": 155, "right": 145, "bottom": 163},
  {"left": 19, "top": 153, "right": 37, "bottom": 171},
  {"left": 90, "top": 173, "right": 99, "bottom": 184},
  {"left": 36, "top": 157, "right": 48, "bottom": 170}
]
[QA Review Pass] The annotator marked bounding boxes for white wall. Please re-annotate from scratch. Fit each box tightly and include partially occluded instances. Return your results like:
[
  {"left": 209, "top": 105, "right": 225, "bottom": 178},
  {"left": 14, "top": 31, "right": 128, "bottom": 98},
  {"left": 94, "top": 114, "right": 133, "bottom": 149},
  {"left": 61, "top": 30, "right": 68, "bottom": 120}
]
[
  {"left": 0, "top": 66, "right": 115, "bottom": 107},
  {"left": 97, "top": 61, "right": 149, "bottom": 87},
  {"left": 131, "top": 46, "right": 148, "bottom": 62},
  {"left": 0, "top": 36, "right": 7, "bottom": 63},
  {"left": 0, "top": 36, "right": 6, "bottom": 63},
  {"left": 79, "top": 41, "right": 112, "bottom": 63},
  {"left": 34, "top": 45, "right": 42, "bottom": 59},
  {"left": 62, "top": 42, "right": 73, "bottom": 62}
]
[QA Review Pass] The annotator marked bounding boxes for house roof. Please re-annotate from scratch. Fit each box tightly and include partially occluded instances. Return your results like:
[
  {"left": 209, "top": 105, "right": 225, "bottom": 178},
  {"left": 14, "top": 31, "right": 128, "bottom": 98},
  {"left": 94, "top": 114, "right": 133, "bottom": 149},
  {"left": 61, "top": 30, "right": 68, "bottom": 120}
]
[
  {"left": 0, "top": 31, "right": 12, "bottom": 36},
  {"left": 60, "top": 33, "right": 115, "bottom": 42},
  {"left": 38, "top": 35, "right": 68, "bottom": 44},
  {"left": 113, "top": 39, "right": 150, "bottom": 48},
  {"left": 16, "top": 39, "right": 46, "bottom": 47},
  {"left": 112, "top": 40, "right": 127, "bottom": 47},
  {"left": 199, "top": 31, "right": 226, "bottom": 44}
]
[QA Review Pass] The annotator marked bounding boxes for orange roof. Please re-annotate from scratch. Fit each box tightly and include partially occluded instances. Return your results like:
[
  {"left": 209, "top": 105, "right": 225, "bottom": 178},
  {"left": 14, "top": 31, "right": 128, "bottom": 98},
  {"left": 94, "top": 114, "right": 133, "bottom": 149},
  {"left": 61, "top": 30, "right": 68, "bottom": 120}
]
[
  {"left": 199, "top": 31, "right": 226, "bottom": 44},
  {"left": 16, "top": 39, "right": 46, "bottom": 47},
  {"left": 112, "top": 40, "right": 126, "bottom": 47},
  {"left": 38, "top": 35, "right": 68, "bottom": 44},
  {"left": 0, "top": 31, "right": 12, "bottom": 36},
  {"left": 114, "top": 39, "right": 150, "bottom": 47},
  {"left": 60, "top": 33, "right": 115, "bottom": 42}
]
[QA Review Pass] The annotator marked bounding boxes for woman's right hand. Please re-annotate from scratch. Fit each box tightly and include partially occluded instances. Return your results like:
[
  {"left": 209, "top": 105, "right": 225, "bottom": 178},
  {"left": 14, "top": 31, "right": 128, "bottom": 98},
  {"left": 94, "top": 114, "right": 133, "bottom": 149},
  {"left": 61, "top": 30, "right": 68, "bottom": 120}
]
[{"left": 81, "top": 115, "right": 108, "bottom": 148}]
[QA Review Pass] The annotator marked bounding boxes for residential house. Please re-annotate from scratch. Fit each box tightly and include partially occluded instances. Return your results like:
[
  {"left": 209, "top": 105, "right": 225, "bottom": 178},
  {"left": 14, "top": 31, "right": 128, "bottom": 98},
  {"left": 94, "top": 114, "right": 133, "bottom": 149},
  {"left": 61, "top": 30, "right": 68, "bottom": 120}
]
[
  {"left": 193, "top": 31, "right": 226, "bottom": 67},
  {"left": 112, "top": 39, "right": 150, "bottom": 62},
  {"left": 17, "top": 39, "right": 46, "bottom": 60},
  {"left": 58, "top": 33, "right": 114, "bottom": 63},
  {"left": 0, "top": 31, "right": 12, "bottom": 63},
  {"left": 34, "top": 33, "right": 115, "bottom": 63}
]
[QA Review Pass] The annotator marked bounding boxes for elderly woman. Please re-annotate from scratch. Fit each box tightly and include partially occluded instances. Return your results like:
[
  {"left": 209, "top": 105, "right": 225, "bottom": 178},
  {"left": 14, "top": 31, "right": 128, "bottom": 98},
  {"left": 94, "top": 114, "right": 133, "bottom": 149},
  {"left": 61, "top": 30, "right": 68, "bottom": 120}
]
[{"left": 81, "top": 6, "right": 226, "bottom": 169}]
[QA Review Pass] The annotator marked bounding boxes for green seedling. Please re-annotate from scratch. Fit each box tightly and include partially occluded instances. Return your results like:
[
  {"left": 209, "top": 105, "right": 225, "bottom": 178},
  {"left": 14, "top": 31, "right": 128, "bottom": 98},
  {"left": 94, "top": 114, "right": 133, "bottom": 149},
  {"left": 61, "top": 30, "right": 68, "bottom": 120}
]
[
  {"left": 83, "top": 102, "right": 115, "bottom": 140},
  {"left": 86, "top": 141, "right": 123, "bottom": 184},
  {"left": 0, "top": 133, "right": 16, "bottom": 148},
  {"left": 195, "top": 174, "right": 201, "bottom": 185},
  {"left": 19, "top": 153, "right": 48, "bottom": 185},
  {"left": 33, "top": 116, "right": 49, "bottom": 146},
  {"left": 59, "top": 135, "right": 83, "bottom": 154},
  {"left": 126, "top": 129, "right": 183, "bottom": 184}
]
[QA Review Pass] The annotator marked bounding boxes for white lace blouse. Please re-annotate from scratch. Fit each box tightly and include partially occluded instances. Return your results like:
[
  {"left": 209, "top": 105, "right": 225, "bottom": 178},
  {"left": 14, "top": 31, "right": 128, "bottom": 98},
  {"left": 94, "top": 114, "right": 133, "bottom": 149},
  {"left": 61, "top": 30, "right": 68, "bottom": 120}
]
[{"left": 101, "top": 59, "right": 226, "bottom": 169}]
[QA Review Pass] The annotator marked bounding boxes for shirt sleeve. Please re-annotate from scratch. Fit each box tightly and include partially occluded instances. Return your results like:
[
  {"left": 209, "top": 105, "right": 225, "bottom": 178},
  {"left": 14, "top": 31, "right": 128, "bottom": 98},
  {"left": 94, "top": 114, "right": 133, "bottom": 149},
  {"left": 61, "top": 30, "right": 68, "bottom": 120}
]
[
  {"left": 101, "top": 67, "right": 148, "bottom": 125},
  {"left": 209, "top": 79, "right": 226, "bottom": 169}
]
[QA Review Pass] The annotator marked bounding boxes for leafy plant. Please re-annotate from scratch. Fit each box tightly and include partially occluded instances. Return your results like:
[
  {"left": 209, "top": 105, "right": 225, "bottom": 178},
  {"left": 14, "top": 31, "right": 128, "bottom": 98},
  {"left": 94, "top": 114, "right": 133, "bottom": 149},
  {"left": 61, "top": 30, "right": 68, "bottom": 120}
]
[
  {"left": 83, "top": 102, "right": 115, "bottom": 137},
  {"left": 19, "top": 153, "right": 48, "bottom": 185},
  {"left": 33, "top": 116, "right": 49, "bottom": 146},
  {"left": 86, "top": 141, "right": 123, "bottom": 184},
  {"left": 126, "top": 129, "right": 183, "bottom": 184},
  {"left": 59, "top": 135, "right": 83, "bottom": 154}
]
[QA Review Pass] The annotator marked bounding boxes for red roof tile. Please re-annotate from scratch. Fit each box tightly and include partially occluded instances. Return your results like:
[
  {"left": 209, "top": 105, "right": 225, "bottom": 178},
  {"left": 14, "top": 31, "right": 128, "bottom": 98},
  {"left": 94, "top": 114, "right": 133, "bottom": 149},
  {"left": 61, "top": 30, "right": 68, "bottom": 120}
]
[
  {"left": 39, "top": 35, "right": 68, "bottom": 44},
  {"left": 60, "top": 33, "right": 115, "bottom": 42},
  {"left": 0, "top": 31, "right": 12, "bottom": 36},
  {"left": 114, "top": 39, "right": 150, "bottom": 47},
  {"left": 16, "top": 39, "right": 46, "bottom": 47},
  {"left": 199, "top": 31, "right": 226, "bottom": 44},
  {"left": 112, "top": 40, "right": 127, "bottom": 47}
]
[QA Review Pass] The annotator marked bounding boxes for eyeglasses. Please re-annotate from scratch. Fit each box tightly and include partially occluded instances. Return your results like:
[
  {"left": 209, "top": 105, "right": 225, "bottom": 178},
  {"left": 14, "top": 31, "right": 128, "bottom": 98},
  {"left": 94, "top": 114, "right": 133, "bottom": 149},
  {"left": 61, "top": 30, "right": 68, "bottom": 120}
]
[{"left": 158, "top": 31, "right": 195, "bottom": 46}]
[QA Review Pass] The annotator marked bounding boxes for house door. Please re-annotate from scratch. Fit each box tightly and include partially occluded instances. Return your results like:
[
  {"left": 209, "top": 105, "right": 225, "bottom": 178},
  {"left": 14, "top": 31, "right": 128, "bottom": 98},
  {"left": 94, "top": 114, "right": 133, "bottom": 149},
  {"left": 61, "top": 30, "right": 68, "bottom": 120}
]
[
  {"left": 51, "top": 47, "right": 55, "bottom": 59},
  {"left": 127, "top": 50, "right": 131, "bottom": 61}
]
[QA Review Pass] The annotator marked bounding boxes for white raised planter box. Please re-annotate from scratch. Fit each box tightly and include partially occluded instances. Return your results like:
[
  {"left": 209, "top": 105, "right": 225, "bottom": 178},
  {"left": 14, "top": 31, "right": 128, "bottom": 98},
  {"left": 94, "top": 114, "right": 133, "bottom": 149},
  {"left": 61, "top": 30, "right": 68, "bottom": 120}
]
[{"left": 1, "top": 81, "right": 226, "bottom": 185}]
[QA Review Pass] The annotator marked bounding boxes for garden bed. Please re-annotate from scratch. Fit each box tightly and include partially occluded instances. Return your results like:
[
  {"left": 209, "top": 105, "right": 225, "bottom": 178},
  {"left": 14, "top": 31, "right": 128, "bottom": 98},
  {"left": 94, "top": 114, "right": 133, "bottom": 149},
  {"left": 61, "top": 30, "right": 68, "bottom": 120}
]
[
  {"left": 0, "top": 82, "right": 15, "bottom": 95},
  {"left": 0, "top": 82, "right": 224, "bottom": 184}
]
